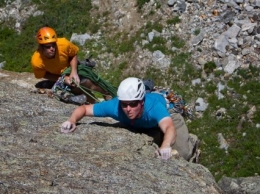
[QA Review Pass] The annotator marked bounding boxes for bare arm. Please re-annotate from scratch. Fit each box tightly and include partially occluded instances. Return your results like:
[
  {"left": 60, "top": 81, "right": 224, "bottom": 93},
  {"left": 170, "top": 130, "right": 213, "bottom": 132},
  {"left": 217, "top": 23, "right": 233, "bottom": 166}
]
[
  {"left": 69, "top": 55, "right": 78, "bottom": 73},
  {"left": 68, "top": 104, "right": 94, "bottom": 123},
  {"left": 68, "top": 55, "right": 80, "bottom": 85},
  {"left": 61, "top": 104, "right": 94, "bottom": 133},
  {"left": 158, "top": 117, "right": 177, "bottom": 148},
  {"left": 155, "top": 117, "right": 177, "bottom": 160}
]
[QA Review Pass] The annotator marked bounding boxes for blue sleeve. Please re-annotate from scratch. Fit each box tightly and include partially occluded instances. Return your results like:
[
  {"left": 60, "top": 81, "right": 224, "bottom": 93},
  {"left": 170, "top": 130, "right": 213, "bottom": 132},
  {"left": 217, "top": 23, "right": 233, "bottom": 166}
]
[
  {"left": 149, "top": 99, "right": 170, "bottom": 123},
  {"left": 93, "top": 97, "right": 120, "bottom": 118}
]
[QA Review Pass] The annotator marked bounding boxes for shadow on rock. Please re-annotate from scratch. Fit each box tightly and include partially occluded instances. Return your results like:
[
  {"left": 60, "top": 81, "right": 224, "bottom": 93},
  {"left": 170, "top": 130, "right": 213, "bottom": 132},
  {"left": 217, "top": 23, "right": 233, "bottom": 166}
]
[
  {"left": 90, "top": 121, "right": 163, "bottom": 146},
  {"left": 35, "top": 80, "right": 56, "bottom": 89}
]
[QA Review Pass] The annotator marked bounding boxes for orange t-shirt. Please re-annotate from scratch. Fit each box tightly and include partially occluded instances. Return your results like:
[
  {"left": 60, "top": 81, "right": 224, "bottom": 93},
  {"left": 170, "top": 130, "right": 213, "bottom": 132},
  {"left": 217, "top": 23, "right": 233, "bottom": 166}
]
[{"left": 31, "top": 38, "right": 79, "bottom": 78}]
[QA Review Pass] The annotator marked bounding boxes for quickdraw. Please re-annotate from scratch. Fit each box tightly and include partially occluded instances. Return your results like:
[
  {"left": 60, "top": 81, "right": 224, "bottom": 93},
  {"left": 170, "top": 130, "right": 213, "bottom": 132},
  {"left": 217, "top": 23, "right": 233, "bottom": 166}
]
[
  {"left": 166, "top": 91, "right": 194, "bottom": 119},
  {"left": 48, "top": 75, "right": 76, "bottom": 103},
  {"left": 51, "top": 75, "right": 68, "bottom": 94}
]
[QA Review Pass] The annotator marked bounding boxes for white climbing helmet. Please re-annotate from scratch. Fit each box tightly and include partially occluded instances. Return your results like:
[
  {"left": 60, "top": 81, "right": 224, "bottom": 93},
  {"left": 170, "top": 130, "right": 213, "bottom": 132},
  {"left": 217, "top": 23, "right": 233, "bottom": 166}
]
[{"left": 117, "top": 77, "right": 145, "bottom": 101}]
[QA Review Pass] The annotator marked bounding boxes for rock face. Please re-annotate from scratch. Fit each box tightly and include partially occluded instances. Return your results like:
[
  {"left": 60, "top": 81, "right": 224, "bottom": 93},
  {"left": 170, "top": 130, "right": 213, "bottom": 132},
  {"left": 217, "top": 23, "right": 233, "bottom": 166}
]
[
  {"left": 1, "top": 1, "right": 260, "bottom": 193},
  {"left": 0, "top": 70, "right": 223, "bottom": 193}
]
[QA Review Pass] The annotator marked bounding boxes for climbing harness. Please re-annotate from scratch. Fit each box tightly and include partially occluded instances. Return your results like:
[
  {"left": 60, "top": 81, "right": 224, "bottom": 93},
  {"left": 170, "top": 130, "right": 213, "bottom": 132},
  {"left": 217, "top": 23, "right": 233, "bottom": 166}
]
[
  {"left": 49, "top": 75, "right": 87, "bottom": 105},
  {"left": 49, "top": 60, "right": 117, "bottom": 105}
]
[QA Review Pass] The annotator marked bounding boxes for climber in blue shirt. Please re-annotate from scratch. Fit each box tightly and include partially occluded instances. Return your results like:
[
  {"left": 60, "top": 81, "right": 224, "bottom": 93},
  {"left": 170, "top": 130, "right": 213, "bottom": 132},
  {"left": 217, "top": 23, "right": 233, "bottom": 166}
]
[
  {"left": 94, "top": 92, "right": 169, "bottom": 128},
  {"left": 61, "top": 77, "right": 197, "bottom": 161}
]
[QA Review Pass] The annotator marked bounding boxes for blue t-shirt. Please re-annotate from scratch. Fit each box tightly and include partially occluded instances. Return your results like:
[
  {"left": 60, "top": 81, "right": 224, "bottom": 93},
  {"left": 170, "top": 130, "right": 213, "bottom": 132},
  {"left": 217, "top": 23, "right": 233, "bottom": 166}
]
[{"left": 93, "top": 93, "right": 170, "bottom": 128}]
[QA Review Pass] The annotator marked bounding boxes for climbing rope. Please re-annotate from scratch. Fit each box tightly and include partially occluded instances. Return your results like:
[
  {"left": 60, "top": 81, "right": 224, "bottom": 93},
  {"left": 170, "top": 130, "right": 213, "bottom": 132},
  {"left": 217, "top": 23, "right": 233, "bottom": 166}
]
[
  {"left": 62, "top": 65, "right": 117, "bottom": 98},
  {"left": 50, "top": 64, "right": 117, "bottom": 104}
]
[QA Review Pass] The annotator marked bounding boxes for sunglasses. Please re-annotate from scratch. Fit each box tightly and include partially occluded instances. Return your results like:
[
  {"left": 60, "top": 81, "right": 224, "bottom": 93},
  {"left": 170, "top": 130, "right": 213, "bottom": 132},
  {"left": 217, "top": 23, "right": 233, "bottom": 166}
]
[
  {"left": 120, "top": 101, "right": 140, "bottom": 108},
  {"left": 43, "top": 44, "right": 56, "bottom": 49}
]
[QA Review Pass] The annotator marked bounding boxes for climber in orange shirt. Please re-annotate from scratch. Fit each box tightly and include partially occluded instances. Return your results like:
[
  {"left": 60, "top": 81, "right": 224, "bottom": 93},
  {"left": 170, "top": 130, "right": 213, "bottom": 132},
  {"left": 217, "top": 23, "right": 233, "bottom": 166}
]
[{"left": 31, "top": 26, "right": 80, "bottom": 86}]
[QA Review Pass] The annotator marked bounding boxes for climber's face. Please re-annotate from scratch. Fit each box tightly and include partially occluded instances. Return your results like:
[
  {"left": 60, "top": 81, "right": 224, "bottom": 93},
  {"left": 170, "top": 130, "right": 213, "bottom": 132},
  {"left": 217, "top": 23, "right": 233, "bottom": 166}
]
[{"left": 42, "top": 43, "right": 56, "bottom": 58}]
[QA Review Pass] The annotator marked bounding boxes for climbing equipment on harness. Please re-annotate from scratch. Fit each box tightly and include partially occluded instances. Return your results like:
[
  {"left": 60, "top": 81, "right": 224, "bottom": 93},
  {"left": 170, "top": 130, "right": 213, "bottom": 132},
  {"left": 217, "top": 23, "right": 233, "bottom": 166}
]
[
  {"left": 50, "top": 63, "right": 117, "bottom": 105},
  {"left": 50, "top": 75, "right": 81, "bottom": 104},
  {"left": 158, "top": 89, "right": 193, "bottom": 119},
  {"left": 143, "top": 79, "right": 194, "bottom": 119},
  {"left": 50, "top": 75, "right": 96, "bottom": 105},
  {"left": 62, "top": 64, "right": 117, "bottom": 97}
]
